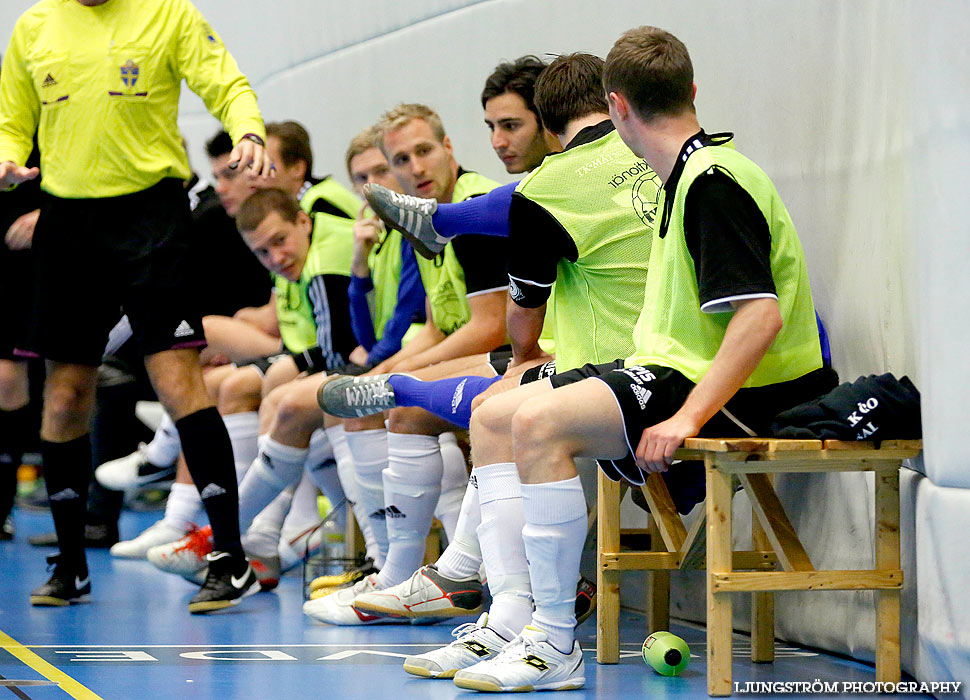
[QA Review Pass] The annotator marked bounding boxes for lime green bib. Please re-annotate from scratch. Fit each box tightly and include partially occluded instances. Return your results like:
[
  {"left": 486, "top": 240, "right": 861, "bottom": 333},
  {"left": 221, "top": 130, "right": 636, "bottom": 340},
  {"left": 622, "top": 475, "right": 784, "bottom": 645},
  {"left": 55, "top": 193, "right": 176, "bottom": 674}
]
[
  {"left": 368, "top": 228, "right": 406, "bottom": 340},
  {"left": 515, "top": 130, "right": 658, "bottom": 371},
  {"left": 415, "top": 170, "right": 500, "bottom": 335},
  {"left": 274, "top": 181, "right": 358, "bottom": 353},
  {"left": 627, "top": 138, "right": 822, "bottom": 386}
]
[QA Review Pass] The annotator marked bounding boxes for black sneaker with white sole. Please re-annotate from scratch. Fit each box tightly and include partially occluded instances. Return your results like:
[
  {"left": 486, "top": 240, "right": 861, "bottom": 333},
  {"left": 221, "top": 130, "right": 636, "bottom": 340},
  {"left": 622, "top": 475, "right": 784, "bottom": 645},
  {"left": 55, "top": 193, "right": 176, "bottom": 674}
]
[
  {"left": 30, "top": 553, "right": 91, "bottom": 606},
  {"left": 188, "top": 551, "right": 260, "bottom": 614}
]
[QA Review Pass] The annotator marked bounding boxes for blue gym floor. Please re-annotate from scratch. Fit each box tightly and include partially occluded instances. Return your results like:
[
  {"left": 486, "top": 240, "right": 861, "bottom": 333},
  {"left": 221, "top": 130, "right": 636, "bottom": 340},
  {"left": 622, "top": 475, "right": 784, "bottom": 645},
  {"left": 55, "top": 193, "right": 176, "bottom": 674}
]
[{"left": 0, "top": 510, "right": 926, "bottom": 699}]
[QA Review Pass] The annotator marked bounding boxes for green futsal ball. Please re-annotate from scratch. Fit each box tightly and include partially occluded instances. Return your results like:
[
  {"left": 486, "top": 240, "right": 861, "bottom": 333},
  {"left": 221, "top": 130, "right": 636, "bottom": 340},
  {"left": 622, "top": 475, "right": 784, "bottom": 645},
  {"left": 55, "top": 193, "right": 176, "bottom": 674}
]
[{"left": 642, "top": 631, "right": 690, "bottom": 676}]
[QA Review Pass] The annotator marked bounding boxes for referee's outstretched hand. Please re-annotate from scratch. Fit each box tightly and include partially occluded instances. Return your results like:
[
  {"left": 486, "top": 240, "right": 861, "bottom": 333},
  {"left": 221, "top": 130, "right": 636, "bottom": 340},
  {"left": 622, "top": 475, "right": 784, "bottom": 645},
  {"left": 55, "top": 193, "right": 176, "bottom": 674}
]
[
  {"left": 228, "top": 140, "right": 275, "bottom": 180},
  {"left": 0, "top": 161, "right": 40, "bottom": 190}
]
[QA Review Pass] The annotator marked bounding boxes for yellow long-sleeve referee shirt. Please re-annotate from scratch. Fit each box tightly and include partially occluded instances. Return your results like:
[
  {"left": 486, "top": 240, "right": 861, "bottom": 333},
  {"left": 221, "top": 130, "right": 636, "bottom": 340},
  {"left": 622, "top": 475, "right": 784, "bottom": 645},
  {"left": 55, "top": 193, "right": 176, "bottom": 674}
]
[{"left": 0, "top": 0, "right": 266, "bottom": 199}]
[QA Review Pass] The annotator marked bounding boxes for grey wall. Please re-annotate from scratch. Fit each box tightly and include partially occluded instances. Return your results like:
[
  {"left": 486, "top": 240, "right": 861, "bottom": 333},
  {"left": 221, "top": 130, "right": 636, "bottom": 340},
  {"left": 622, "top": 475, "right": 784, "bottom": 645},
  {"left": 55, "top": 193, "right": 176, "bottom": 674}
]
[{"left": 3, "top": 0, "right": 967, "bottom": 690}]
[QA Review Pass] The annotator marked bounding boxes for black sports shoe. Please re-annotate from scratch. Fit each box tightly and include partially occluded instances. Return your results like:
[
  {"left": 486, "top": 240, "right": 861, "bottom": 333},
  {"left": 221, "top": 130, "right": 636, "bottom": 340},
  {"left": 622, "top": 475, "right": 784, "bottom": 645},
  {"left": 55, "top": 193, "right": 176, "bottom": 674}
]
[
  {"left": 188, "top": 551, "right": 260, "bottom": 614},
  {"left": 30, "top": 554, "right": 91, "bottom": 606},
  {"left": 575, "top": 576, "right": 597, "bottom": 626}
]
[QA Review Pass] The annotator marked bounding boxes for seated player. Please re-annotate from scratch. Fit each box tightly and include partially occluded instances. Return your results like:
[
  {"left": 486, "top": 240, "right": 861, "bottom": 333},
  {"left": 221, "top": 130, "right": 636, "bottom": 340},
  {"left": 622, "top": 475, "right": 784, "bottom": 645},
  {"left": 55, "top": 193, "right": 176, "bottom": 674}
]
[
  {"left": 316, "top": 55, "right": 658, "bottom": 643},
  {"left": 302, "top": 103, "right": 513, "bottom": 625},
  {"left": 438, "top": 27, "right": 838, "bottom": 692}
]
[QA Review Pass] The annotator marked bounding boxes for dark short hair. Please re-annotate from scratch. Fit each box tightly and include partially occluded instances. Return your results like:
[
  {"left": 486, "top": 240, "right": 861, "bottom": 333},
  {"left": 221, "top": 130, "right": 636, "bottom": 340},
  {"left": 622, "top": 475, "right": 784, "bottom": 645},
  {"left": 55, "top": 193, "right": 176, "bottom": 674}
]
[
  {"left": 205, "top": 130, "right": 233, "bottom": 159},
  {"left": 480, "top": 55, "right": 548, "bottom": 127},
  {"left": 534, "top": 53, "right": 608, "bottom": 135},
  {"left": 266, "top": 121, "right": 313, "bottom": 178},
  {"left": 603, "top": 26, "right": 695, "bottom": 121},
  {"left": 236, "top": 188, "right": 303, "bottom": 233}
]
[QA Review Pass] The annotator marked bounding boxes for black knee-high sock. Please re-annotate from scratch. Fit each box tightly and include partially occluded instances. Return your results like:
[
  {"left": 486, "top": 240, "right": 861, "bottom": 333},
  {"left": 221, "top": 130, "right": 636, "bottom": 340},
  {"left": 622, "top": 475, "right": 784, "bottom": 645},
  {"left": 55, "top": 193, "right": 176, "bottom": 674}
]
[
  {"left": 0, "top": 405, "right": 31, "bottom": 520},
  {"left": 42, "top": 435, "right": 92, "bottom": 576},
  {"left": 176, "top": 407, "right": 242, "bottom": 557}
]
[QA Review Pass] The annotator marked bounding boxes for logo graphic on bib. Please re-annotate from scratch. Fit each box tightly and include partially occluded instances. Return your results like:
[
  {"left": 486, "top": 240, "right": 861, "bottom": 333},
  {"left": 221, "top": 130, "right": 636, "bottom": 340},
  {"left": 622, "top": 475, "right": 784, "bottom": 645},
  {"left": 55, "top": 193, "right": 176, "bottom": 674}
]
[
  {"left": 631, "top": 170, "right": 662, "bottom": 228},
  {"left": 120, "top": 60, "right": 139, "bottom": 88}
]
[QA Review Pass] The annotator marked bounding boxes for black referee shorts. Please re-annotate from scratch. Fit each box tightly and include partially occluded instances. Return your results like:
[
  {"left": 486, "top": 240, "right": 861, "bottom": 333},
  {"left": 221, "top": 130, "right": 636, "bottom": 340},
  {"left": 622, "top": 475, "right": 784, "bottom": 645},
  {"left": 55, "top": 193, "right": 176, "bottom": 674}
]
[
  {"left": 21, "top": 179, "right": 205, "bottom": 366},
  {"left": 0, "top": 246, "right": 33, "bottom": 361}
]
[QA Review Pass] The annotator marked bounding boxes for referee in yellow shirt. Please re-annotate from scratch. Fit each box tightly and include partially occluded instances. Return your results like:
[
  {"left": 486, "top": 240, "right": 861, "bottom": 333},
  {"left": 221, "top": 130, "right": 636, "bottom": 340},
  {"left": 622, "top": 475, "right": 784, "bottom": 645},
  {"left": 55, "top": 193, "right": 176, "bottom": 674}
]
[{"left": 0, "top": 0, "right": 274, "bottom": 613}]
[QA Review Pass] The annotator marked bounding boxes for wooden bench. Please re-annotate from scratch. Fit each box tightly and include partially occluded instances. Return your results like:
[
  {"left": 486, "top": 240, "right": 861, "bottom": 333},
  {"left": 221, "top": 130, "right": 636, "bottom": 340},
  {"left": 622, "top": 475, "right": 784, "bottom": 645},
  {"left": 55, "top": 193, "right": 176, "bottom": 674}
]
[{"left": 596, "top": 438, "right": 922, "bottom": 696}]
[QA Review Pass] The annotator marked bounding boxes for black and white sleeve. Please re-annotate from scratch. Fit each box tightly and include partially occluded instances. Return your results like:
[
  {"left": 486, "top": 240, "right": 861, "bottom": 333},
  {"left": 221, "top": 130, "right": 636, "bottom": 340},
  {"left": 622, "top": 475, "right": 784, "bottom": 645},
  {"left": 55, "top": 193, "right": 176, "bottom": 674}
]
[
  {"left": 506, "top": 193, "right": 578, "bottom": 308},
  {"left": 683, "top": 168, "right": 776, "bottom": 314}
]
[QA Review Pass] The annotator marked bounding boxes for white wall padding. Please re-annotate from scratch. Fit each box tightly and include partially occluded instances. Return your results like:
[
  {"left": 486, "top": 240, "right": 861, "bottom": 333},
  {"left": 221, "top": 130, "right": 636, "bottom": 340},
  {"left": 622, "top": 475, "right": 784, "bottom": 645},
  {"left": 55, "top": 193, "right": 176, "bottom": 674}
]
[
  {"left": 3, "top": 0, "right": 968, "bottom": 688},
  {"left": 916, "top": 481, "right": 970, "bottom": 693}
]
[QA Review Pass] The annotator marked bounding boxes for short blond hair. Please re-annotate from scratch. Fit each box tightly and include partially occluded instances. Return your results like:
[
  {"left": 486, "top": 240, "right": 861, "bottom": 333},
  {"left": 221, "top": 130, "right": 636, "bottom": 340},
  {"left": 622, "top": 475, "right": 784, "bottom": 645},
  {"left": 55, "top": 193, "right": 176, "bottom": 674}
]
[
  {"left": 344, "top": 125, "right": 382, "bottom": 179},
  {"left": 376, "top": 103, "right": 447, "bottom": 153}
]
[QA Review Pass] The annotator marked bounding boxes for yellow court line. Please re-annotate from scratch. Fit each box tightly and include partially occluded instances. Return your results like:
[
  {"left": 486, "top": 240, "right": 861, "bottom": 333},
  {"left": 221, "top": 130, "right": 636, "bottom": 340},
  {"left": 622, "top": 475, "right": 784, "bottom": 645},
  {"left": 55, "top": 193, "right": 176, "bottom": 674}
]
[{"left": 0, "top": 628, "right": 104, "bottom": 700}]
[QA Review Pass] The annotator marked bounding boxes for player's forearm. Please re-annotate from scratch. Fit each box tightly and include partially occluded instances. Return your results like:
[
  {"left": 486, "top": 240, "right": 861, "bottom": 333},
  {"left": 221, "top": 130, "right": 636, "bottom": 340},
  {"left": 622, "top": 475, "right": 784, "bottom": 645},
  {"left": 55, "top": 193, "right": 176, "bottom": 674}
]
[
  {"left": 401, "top": 315, "right": 505, "bottom": 369},
  {"left": 507, "top": 301, "right": 546, "bottom": 364},
  {"left": 676, "top": 298, "right": 782, "bottom": 428},
  {"left": 379, "top": 323, "right": 442, "bottom": 371}
]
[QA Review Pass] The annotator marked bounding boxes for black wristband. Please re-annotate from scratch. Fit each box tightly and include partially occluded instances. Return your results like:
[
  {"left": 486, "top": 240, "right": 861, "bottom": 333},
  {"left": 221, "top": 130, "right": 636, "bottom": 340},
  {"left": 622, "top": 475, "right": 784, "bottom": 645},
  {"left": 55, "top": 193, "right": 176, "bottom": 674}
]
[{"left": 239, "top": 133, "right": 265, "bottom": 147}]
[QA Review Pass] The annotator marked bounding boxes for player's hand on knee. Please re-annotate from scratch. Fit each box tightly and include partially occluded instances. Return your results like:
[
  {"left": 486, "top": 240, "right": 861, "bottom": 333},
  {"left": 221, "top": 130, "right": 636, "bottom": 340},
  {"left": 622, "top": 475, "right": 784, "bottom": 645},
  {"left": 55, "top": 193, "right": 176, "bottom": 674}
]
[{"left": 635, "top": 414, "right": 699, "bottom": 473}]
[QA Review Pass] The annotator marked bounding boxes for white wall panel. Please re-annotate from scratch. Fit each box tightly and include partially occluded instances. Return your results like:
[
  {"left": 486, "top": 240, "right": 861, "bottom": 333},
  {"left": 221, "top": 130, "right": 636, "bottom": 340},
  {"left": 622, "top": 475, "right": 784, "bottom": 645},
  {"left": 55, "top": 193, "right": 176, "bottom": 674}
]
[{"left": 4, "top": 0, "right": 968, "bottom": 687}]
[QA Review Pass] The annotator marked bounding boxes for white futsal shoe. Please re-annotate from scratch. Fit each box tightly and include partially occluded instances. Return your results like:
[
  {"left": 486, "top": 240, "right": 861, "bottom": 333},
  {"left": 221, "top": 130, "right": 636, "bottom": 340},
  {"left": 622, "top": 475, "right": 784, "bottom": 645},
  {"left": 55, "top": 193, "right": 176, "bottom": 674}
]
[
  {"left": 95, "top": 443, "right": 175, "bottom": 491},
  {"left": 110, "top": 520, "right": 188, "bottom": 559},
  {"left": 147, "top": 525, "right": 211, "bottom": 585},
  {"left": 403, "top": 613, "right": 510, "bottom": 679},
  {"left": 302, "top": 574, "right": 404, "bottom": 626},
  {"left": 453, "top": 625, "right": 585, "bottom": 692},
  {"left": 351, "top": 564, "right": 484, "bottom": 619}
]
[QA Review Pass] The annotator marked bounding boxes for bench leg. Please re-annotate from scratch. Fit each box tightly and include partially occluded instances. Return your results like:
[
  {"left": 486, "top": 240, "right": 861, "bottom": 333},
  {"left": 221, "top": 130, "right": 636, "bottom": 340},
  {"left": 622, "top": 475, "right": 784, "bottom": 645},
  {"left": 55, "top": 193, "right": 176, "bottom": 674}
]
[
  {"left": 647, "top": 516, "right": 670, "bottom": 633},
  {"left": 750, "top": 484, "right": 774, "bottom": 663},
  {"left": 875, "top": 468, "right": 901, "bottom": 683},
  {"left": 707, "top": 461, "right": 734, "bottom": 696},
  {"left": 597, "top": 471, "right": 621, "bottom": 664},
  {"left": 647, "top": 571, "right": 670, "bottom": 634}
]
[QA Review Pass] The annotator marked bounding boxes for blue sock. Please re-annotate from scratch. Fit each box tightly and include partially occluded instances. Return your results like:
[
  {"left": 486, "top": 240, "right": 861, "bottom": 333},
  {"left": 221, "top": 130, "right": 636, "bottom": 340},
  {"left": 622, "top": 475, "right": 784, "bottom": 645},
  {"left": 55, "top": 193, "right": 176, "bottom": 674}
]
[
  {"left": 388, "top": 374, "right": 503, "bottom": 429},
  {"left": 431, "top": 181, "right": 517, "bottom": 238}
]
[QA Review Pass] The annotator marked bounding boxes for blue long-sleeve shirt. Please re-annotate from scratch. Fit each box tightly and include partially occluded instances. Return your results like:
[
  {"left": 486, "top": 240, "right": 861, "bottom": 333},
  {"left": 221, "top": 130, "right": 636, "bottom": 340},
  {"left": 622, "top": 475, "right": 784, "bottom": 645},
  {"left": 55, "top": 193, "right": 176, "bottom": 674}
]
[{"left": 348, "top": 238, "right": 426, "bottom": 364}]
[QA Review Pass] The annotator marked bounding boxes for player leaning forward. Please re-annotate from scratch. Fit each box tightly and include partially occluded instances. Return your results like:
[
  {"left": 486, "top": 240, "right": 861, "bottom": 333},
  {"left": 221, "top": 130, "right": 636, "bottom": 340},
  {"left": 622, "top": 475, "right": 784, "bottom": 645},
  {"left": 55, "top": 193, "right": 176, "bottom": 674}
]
[
  {"left": 0, "top": 0, "right": 274, "bottom": 613},
  {"left": 450, "top": 27, "right": 836, "bottom": 692}
]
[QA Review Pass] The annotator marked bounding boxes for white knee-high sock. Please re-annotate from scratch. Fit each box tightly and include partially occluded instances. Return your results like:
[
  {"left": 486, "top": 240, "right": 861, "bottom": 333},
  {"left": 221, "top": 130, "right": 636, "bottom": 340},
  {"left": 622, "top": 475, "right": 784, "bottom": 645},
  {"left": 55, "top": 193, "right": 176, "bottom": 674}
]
[
  {"left": 143, "top": 412, "right": 181, "bottom": 467},
  {"left": 161, "top": 481, "right": 204, "bottom": 531},
  {"left": 435, "top": 472, "right": 483, "bottom": 580},
  {"left": 244, "top": 485, "right": 295, "bottom": 558},
  {"left": 435, "top": 432, "right": 468, "bottom": 542},
  {"left": 306, "top": 459, "right": 346, "bottom": 532},
  {"left": 476, "top": 461, "right": 533, "bottom": 641},
  {"left": 237, "top": 438, "right": 306, "bottom": 531},
  {"left": 344, "top": 428, "right": 389, "bottom": 567},
  {"left": 223, "top": 412, "right": 260, "bottom": 483},
  {"left": 281, "top": 470, "right": 322, "bottom": 537},
  {"left": 376, "top": 432, "right": 443, "bottom": 588},
  {"left": 325, "top": 425, "right": 380, "bottom": 565},
  {"left": 522, "top": 476, "right": 588, "bottom": 653},
  {"left": 305, "top": 428, "right": 334, "bottom": 469}
]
